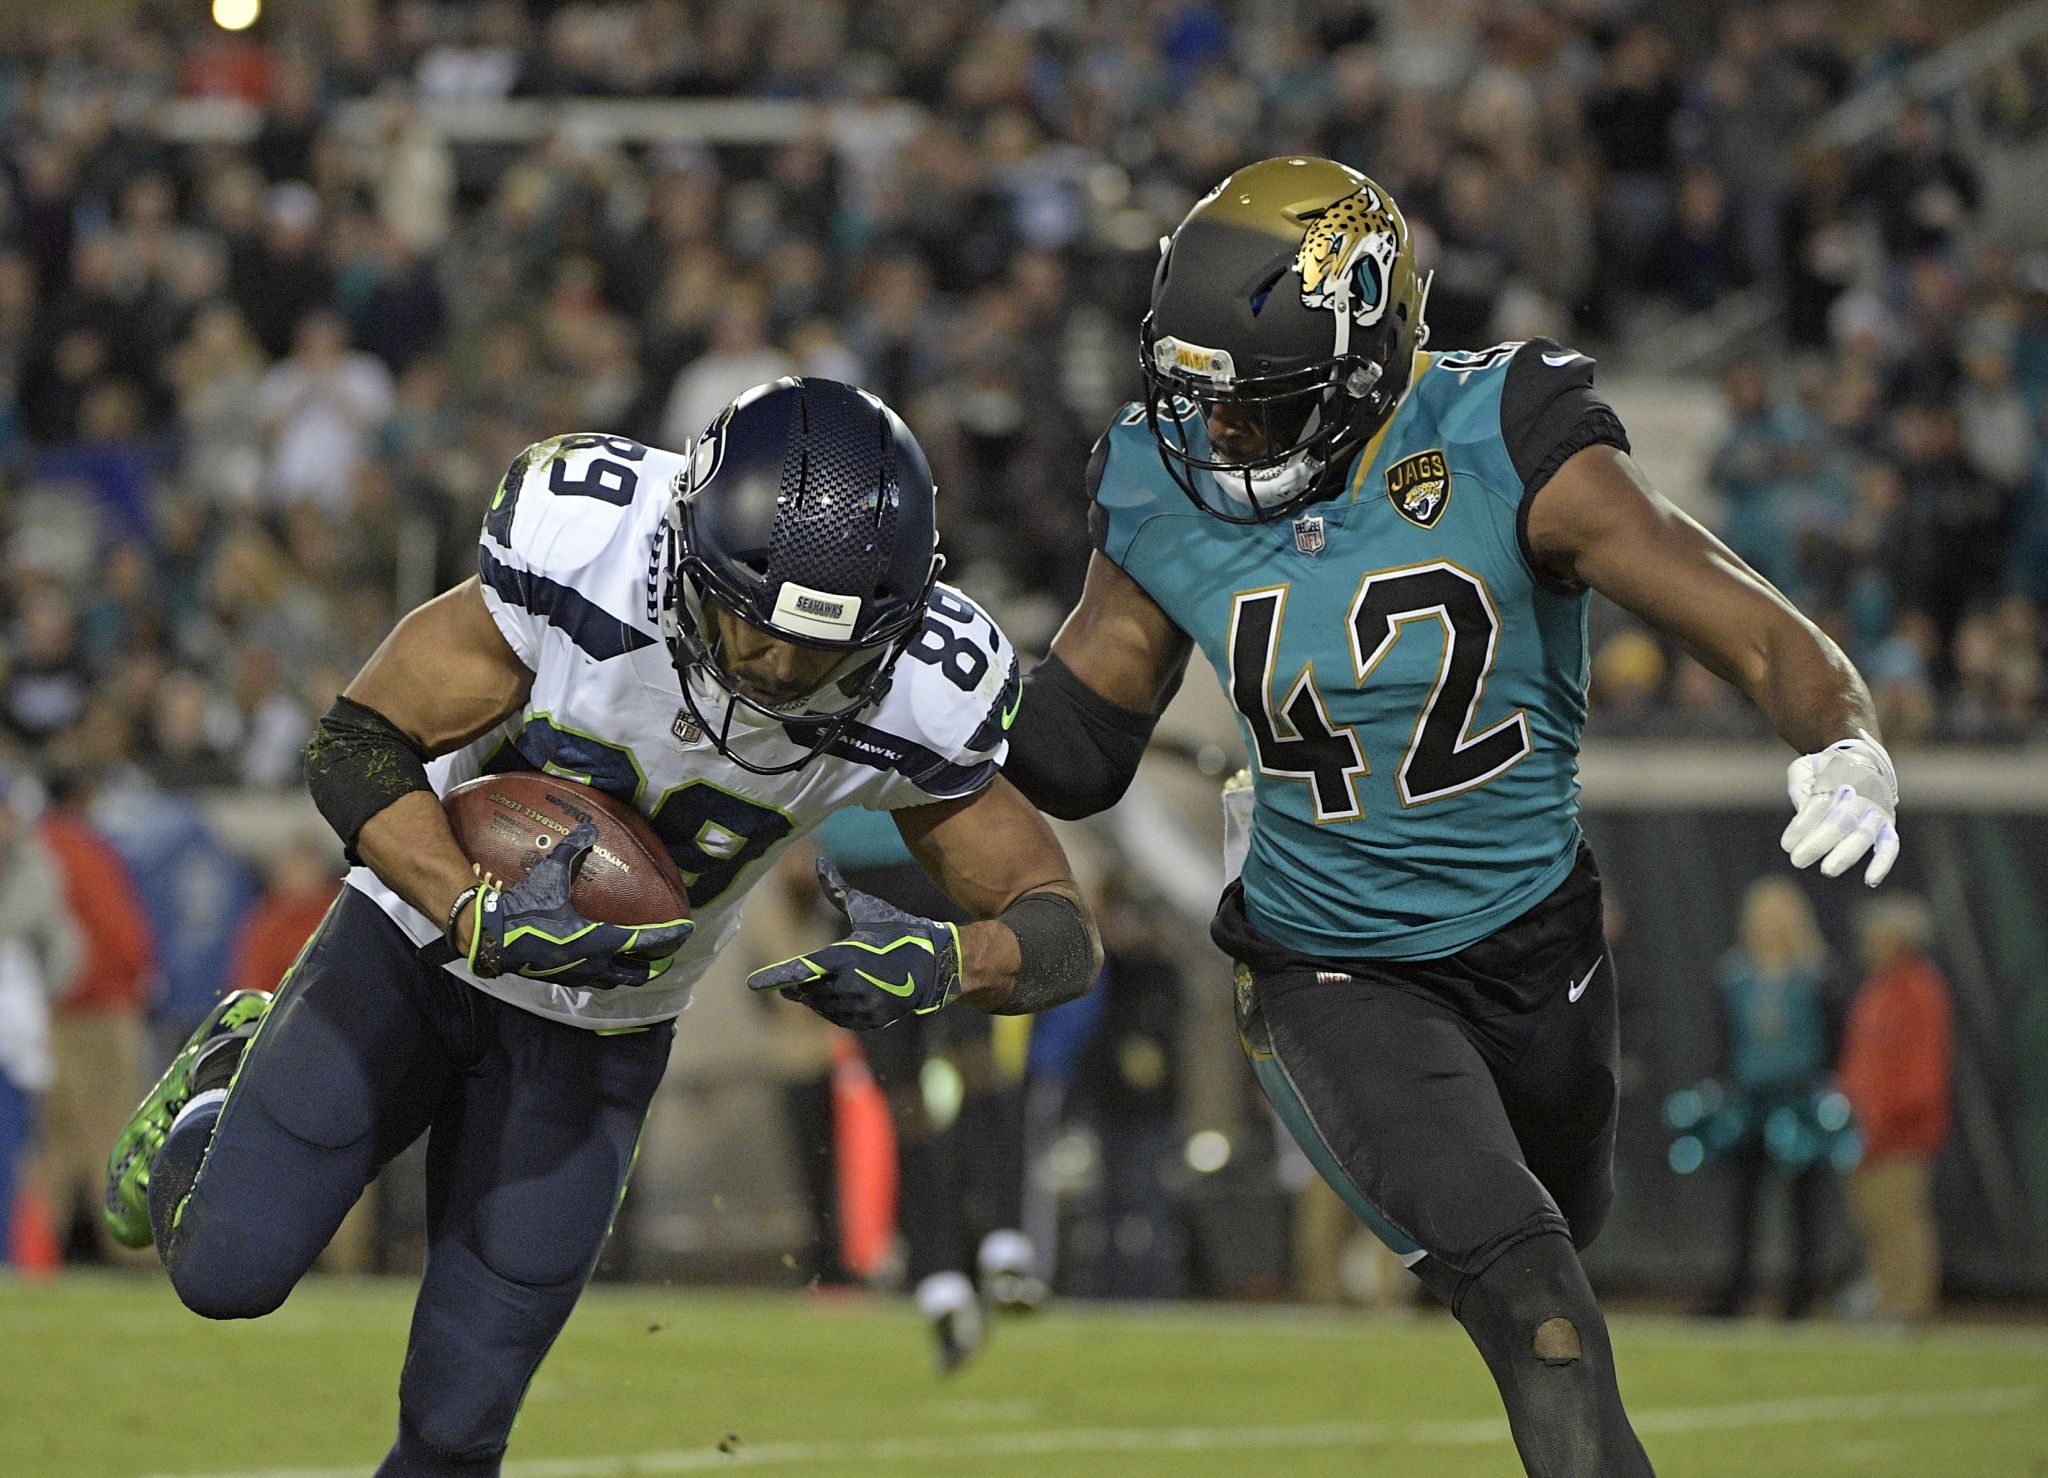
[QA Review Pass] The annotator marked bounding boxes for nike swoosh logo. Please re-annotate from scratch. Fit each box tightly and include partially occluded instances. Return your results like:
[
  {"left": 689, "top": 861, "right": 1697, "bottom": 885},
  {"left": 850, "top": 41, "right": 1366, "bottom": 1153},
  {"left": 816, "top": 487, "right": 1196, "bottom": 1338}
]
[
  {"left": 857, "top": 968, "right": 918, "bottom": 997},
  {"left": 1567, "top": 958, "right": 1601, "bottom": 1002},
  {"left": 1541, "top": 351, "right": 1583, "bottom": 368},
  {"left": 1000, "top": 683, "right": 1021, "bottom": 731}
]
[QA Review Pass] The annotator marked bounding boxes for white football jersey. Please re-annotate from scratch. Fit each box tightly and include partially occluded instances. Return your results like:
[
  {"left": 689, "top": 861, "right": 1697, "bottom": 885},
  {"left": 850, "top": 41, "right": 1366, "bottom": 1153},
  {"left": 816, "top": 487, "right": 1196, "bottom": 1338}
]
[{"left": 347, "top": 433, "right": 1019, "bottom": 1030}]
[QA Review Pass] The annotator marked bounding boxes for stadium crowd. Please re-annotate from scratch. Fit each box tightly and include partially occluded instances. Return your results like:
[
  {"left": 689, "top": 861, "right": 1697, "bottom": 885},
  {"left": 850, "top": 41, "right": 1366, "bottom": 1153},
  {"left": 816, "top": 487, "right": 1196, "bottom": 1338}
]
[
  {"left": 0, "top": 0, "right": 2027, "bottom": 1300},
  {"left": 0, "top": 0, "right": 2036, "bottom": 809}
]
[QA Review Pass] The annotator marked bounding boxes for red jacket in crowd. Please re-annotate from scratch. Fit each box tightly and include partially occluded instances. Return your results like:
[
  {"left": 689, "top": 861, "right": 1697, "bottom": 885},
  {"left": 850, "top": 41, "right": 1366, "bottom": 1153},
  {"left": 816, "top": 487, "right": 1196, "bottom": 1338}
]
[
  {"left": 1838, "top": 949, "right": 1954, "bottom": 1162},
  {"left": 229, "top": 881, "right": 341, "bottom": 997},
  {"left": 39, "top": 808, "right": 153, "bottom": 1016}
]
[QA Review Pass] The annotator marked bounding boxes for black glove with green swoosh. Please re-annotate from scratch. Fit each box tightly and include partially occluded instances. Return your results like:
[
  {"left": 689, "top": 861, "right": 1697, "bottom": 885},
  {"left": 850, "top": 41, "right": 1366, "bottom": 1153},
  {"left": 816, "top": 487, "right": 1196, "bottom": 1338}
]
[{"left": 747, "top": 858, "right": 961, "bottom": 1029}]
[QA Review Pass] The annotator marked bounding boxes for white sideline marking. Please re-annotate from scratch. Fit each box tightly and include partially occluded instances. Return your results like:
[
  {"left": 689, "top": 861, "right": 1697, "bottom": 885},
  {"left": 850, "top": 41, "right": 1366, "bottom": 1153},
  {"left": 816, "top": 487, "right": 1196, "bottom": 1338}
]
[{"left": 149, "top": 1385, "right": 2042, "bottom": 1478}]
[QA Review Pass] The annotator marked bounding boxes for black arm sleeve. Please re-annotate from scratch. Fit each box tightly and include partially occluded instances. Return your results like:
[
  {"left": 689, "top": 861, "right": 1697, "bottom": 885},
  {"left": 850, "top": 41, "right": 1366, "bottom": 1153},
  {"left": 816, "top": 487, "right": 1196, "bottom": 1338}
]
[
  {"left": 304, "top": 696, "right": 434, "bottom": 864},
  {"left": 1002, "top": 654, "right": 1160, "bottom": 820},
  {"left": 1502, "top": 338, "right": 1631, "bottom": 596},
  {"left": 992, "top": 891, "right": 1096, "bottom": 1015}
]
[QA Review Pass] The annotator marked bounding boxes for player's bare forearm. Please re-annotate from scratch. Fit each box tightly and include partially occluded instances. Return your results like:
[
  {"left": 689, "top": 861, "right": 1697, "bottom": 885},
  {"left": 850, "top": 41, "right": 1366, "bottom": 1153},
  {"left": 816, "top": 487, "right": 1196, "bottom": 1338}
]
[
  {"left": 342, "top": 577, "right": 535, "bottom": 938},
  {"left": 896, "top": 779, "right": 1101, "bottom": 1013},
  {"left": 1048, "top": 552, "right": 1193, "bottom": 714},
  {"left": 354, "top": 792, "right": 488, "bottom": 946},
  {"left": 1746, "top": 606, "right": 1881, "bottom": 754},
  {"left": 1525, "top": 445, "right": 1880, "bottom": 753}
]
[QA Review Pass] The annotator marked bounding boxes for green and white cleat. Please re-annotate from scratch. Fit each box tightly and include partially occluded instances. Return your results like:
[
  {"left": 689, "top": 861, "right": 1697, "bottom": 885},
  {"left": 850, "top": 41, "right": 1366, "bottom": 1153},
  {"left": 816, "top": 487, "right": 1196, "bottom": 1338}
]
[{"left": 103, "top": 990, "right": 272, "bottom": 1249}]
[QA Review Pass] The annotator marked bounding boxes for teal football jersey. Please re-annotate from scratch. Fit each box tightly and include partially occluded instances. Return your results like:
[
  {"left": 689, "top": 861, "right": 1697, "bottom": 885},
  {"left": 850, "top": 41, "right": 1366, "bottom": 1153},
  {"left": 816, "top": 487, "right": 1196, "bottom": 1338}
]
[{"left": 1093, "top": 340, "right": 1627, "bottom": 961}]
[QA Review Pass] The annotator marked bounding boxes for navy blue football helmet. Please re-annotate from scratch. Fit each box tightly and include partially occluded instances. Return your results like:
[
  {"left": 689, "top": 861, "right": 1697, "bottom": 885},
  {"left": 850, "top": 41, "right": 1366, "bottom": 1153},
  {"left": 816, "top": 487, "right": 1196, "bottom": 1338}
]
[{"left": 657, "top": 377, "right": 941, "bottom": 774}]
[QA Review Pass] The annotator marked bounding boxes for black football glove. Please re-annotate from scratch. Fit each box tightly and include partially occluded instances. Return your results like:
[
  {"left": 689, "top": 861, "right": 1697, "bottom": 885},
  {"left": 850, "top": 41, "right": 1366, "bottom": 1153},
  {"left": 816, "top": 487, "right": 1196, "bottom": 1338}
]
[
  {"left": 457, "top": 823, "right": 693, "bottom": 989},
  {"left": 747, "top": 858, "right": 960, "bottom": 1029}
]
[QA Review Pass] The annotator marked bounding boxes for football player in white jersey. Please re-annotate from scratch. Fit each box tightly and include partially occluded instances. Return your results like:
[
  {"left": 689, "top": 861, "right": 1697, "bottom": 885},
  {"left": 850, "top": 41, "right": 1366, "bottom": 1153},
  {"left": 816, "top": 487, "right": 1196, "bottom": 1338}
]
[{"left": 103, "top": 378, "right": 1100, "bottom": 1477}]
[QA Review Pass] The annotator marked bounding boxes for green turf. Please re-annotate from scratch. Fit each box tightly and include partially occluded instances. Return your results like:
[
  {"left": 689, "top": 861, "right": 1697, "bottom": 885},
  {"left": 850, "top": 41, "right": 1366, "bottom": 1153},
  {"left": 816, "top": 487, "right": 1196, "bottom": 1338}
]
[{"left": 4, "top": 1275, "right": 2046, "bottom": 1477}]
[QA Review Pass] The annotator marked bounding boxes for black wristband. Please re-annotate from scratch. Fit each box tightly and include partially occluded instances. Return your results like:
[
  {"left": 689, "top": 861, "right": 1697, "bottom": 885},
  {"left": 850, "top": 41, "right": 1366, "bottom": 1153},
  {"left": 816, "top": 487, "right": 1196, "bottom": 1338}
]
[{"left": 993, "top": 891, "right": 1096, "bottom": 1015}]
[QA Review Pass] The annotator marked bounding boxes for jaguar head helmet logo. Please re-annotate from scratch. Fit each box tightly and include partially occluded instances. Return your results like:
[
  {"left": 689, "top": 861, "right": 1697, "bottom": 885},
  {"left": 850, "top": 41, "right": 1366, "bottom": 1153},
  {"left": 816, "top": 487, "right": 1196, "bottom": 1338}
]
[{"left": 1295, "top": 185, "right": 1403, "bottom": 329}]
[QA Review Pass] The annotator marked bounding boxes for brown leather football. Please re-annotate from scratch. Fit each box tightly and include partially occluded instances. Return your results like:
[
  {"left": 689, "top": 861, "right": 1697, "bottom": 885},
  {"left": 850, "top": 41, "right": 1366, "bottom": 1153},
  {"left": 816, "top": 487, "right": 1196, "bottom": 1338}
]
[{"left": 442, "top": 773, "right": 690, "bottom": 926}]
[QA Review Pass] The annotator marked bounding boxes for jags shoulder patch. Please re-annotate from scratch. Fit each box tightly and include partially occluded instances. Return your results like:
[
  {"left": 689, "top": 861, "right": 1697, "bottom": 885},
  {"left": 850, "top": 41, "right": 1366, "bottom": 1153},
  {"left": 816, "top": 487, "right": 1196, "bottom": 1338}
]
[{"left": 1385, "top": 449, "right": 1450, "bottom": 528}]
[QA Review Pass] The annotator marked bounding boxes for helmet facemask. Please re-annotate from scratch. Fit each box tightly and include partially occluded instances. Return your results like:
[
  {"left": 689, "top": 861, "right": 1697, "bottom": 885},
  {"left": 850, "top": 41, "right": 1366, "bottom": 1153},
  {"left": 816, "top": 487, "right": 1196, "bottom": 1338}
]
[
  {"left": 656, "top": 494, "right": 934, "bottom": 777},
  {"left": 1140, "top": 330, "right": 1399, "bottom": 523}
]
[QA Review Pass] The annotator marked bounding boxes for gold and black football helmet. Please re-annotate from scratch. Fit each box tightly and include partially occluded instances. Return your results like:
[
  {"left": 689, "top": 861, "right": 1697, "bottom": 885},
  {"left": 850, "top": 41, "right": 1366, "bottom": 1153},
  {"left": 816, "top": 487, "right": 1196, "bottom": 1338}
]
[{"left": 1141, "top": 157, "right": 1431, "bottom": 524}]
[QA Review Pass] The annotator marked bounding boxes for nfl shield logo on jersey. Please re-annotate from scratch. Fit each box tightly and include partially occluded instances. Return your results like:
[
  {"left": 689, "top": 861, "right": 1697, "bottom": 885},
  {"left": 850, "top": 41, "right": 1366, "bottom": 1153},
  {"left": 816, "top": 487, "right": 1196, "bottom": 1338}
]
[
  {"left": 672, "top": 709, "right": 702, "bottom": 746},
  {"left": 1292, "top": 513, "right": 1326, "bottom": 555}
]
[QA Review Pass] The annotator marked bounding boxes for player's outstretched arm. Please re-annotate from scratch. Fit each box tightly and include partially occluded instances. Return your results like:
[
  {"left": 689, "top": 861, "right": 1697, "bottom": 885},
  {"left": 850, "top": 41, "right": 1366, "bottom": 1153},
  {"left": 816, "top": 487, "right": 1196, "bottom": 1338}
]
[
  {"left": 1004, "top": 552, "right": 1194, "bottom": 819},
  {"left": 895, "top": 777, "right": 1099, "bottom": 1013},
  {"left": 1524, "top": 444, "right": 1899, "bottom": 885},
  {"left": 747, "top": 779, "right": 1100, "bottom": 1029}
]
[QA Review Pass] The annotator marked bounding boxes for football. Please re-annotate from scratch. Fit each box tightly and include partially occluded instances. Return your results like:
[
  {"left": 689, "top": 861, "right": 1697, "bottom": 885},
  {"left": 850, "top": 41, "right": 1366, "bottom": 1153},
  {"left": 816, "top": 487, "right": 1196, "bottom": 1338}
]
[{"left": 442, "top": 773, "right": 690, "bottom": 926}]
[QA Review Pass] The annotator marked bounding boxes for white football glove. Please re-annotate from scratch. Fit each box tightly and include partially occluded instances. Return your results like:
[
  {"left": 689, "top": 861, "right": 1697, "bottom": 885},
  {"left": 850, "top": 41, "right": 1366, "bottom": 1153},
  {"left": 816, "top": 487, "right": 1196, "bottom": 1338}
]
[{"left": 1780, "top": 731, "right": 1900, "bottom": 887}]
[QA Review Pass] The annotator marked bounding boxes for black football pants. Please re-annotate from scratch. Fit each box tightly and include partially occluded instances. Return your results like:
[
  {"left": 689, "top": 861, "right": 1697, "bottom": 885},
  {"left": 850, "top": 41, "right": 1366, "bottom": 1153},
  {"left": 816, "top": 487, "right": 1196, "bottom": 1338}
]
[
  {"left": 1221, "top": 843, "right": 1651, "bottom": 1475},
  {"left": 155, "top": 888, "right": 672, "bottom": 1476}
]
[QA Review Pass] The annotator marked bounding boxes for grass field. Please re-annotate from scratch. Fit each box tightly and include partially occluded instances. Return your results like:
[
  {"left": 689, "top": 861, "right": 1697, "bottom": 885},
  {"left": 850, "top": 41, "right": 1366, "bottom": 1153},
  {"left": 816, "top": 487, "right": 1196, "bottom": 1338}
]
[{"left": 4, "top": 1275, "right": 2047, "bottom": 1477}]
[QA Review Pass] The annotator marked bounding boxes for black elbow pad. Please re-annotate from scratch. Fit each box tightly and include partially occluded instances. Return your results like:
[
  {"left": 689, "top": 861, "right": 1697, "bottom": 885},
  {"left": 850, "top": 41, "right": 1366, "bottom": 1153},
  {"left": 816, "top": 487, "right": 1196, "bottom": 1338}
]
[
  {"left": 305, "top": 696, "right": 434, "bottom": 863},
  {"left": 1003, "top": 655, "right": 1158, "bottom": 819}
]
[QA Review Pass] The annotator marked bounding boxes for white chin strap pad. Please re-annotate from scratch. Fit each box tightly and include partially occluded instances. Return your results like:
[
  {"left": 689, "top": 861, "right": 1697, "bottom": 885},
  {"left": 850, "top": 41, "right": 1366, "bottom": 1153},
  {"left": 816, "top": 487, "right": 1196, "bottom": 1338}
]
[{"left": 1207, "top": 450, "right": 1321, "bottom": 510}]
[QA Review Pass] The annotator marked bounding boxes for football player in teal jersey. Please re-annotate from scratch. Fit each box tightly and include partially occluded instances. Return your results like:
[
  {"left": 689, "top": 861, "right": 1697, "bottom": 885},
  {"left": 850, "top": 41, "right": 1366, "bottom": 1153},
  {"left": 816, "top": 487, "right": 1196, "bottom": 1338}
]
[{"left": 1005, "top": 158, "right": 1900, "bottom": 1477}]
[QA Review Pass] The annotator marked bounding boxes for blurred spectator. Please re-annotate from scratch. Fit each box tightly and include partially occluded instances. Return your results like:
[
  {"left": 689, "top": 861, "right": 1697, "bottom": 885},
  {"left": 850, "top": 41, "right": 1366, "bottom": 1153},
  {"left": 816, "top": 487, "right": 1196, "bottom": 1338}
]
[
  {"left": 35, "top": 378, "right": 158, "bottom": 549},
  {"left": 746, "top": 844, "right": 853, "bottom": 1289},
  {"left": 227, "top": 834, "right": 340, "bottom": 997},
  {"left": 0, "top": 768, "right": 84, "bottom": 1267},
  {"left": 1588, "top": 627, "right": 1666, "bottom": 726},
  {"left": 1423, "top": 152, "right": 1514, "bottom": 348},
  {"left": 1840, "top": 895, "right": 1953, "bottom": 1321},
  {"left": 1586, "top": 21, "right": 1682, "bottom": 270},
  {"left": 1891, "top": 404, "right": 2006, "bottom": 681},
  {"left": 1698, "top": 879, "right": 1841, "bottom": 1320},
  {"left": 1781, "top": 149, "right": 1864, "bottom": 348},
  {"left": 659, "top": 286, "right": 795, "bottom": 447},
  {"left": 256, "top": 310, "right": 397, "bottom": 512},
  {"left": 1864, "top": 608, "right": 1939, "bottom": 746},
  {"left": 165, "top": 302, "right": 270, "bottom": 507},
  {"left": 231, "top": 182, "right": 335, "bottom": 361},
  {"left": 85, "top": 745, "right": 259, "bottom": 1047},
  {"left": 33, "top": 768, "right": 153, "bottom": 1262},
  {"left": 1848, "top": 103, "right": 1979, "bottom": 262},
  {"left": 1708, "top": 361, "right": 1795, "bottom": 585},
  {"left": 142, "top": 669, "right": 237, "bottom": 790},
  {"left": 1648, "top": 168, "right": 1752, "bottom": 313},
  {"left": 2, "top": 585, "right": 93, "bottom": 747},
  {"left": 1068, "top": 878, "right": 1182, "bottom": 1300},
  {"left": 0, "top": 0, "right": 2025, "bottom": 760}
]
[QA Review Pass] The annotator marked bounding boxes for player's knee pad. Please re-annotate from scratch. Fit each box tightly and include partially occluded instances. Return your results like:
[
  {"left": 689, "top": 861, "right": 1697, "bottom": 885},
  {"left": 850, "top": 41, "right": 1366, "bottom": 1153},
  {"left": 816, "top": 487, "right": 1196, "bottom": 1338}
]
[
  {"left": 166, "top": 1235, "right": 299, "bottom": 1322},
  {"left": 152, "top": 1100, "right": 292, "bottom": 1321},
  {"left": 1452, "top": 1226, "right": 1652, "bottom": 1476},
  {"left": 382, "top": 1414, "right": 504, "bottom": 1477},
  {"left": 1452, "top": 1224, "right": 1601, "bottom": 1369}
]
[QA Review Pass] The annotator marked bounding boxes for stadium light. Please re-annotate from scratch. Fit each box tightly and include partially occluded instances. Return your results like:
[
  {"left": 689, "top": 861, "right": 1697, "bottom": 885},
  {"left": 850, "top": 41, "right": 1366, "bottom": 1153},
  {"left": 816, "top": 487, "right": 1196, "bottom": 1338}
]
[
  {"left": 213, "top": 0, "right": 260, "bottom": 31},
  {"left": 1184, "top": 1130, "right": 1231, "bottom": 1174}
]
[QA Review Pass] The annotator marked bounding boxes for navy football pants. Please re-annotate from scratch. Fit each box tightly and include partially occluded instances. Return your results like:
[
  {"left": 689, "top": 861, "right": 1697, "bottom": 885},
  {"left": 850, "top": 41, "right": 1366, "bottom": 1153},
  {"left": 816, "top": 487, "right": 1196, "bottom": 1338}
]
[{"left": 157, "top": 888, "right": 673, "bottom": 1475}]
